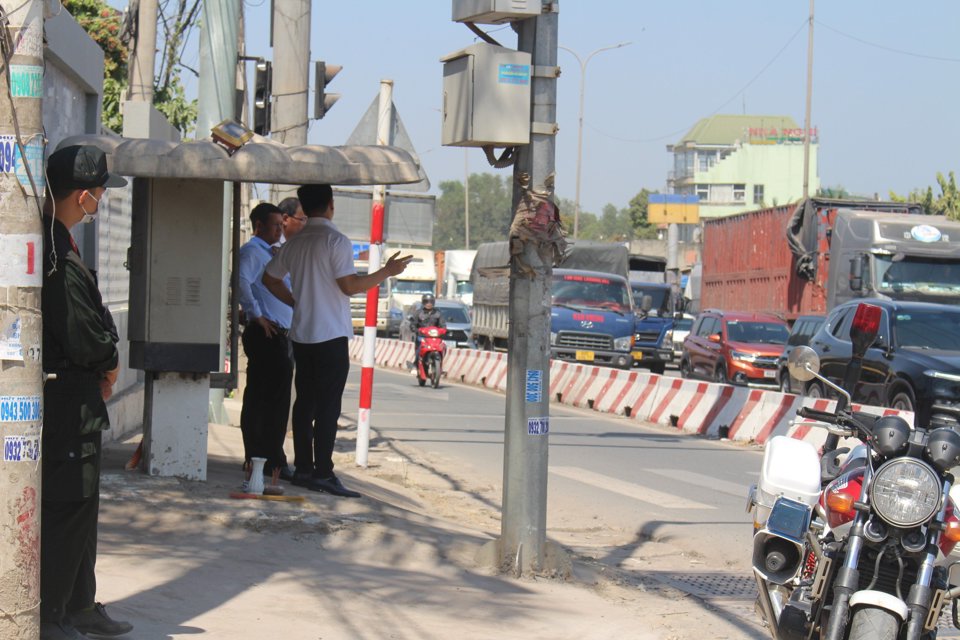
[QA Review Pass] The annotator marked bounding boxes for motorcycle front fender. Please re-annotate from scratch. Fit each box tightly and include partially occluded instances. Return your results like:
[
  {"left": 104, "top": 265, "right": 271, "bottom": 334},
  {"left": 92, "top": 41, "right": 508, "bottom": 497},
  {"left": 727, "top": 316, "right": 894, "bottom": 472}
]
[{"left": 848, "top": 590, "right": 908, "bottom": 621}]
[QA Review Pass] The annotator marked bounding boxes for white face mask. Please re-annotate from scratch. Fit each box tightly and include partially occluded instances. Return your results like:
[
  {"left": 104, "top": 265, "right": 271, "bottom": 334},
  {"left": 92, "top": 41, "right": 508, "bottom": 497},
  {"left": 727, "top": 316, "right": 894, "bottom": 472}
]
[{"left": 80, "top": 190, "right": 100, "bottom": 224}]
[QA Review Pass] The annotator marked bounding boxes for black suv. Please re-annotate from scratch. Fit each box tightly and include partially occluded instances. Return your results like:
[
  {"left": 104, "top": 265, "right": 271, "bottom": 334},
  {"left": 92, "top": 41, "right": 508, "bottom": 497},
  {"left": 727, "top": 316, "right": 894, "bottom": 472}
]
[
  {"left": 777, "top": 314, "right": 825, "bottom": 393},
  {"left": 804, "top": 299, "right": 960, "bottom": 427}
]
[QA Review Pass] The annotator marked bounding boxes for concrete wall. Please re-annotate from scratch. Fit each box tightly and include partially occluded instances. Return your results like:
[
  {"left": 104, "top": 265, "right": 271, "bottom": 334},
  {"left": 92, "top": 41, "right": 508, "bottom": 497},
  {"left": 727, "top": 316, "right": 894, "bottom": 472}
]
[{"left": 44, "top": 9, "right": 144, "bottom": 441}]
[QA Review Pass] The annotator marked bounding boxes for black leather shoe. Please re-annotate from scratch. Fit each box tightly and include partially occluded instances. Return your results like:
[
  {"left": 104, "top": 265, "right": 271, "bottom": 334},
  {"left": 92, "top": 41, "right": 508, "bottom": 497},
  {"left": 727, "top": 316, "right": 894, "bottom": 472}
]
[
  {"left": 69, "top": 603, "right": 133, "bottom": 637},
  {"left": 290, "top": 472, "right": 313, "bottom": 488},
  {"left": 307, "top": 474, "right": 362, "bottom": 498}
]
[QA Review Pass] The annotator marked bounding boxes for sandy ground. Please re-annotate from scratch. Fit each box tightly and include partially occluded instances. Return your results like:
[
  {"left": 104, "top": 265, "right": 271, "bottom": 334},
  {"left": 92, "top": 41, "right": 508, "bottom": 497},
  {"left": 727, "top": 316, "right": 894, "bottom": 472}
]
[{"left": 91, "top": 398, "right": 767, "bottom": 640}]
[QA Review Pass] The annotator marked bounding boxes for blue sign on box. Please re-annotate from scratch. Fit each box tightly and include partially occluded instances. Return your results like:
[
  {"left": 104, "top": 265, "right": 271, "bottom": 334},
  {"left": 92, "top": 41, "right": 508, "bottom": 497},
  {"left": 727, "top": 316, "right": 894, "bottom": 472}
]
[{"left": 498, "top": 64, "right": 530, "bottom": 85}]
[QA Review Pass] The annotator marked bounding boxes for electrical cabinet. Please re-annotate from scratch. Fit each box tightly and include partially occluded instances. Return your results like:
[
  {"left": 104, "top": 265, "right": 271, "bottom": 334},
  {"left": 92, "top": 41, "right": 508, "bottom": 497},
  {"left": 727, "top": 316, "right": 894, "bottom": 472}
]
[
  {"left": 128, "top": 177, "right": 225, "bottom": 372},
  {"left": 452, "top": 0, "right": 541, "bottom": 24},
  {"left": 441, "top": 43, "right": 531, "bottom": 147}
]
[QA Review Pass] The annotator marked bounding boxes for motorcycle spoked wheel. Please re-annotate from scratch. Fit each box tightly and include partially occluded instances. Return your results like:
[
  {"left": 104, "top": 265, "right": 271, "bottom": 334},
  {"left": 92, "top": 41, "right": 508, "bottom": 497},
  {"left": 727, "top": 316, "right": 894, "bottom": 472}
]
[
  {"left": 847, "top": 607, "right": 899, "bottom": 640},
  {"left": 431, "top": 354, "right": 442, "bottom": 388}
]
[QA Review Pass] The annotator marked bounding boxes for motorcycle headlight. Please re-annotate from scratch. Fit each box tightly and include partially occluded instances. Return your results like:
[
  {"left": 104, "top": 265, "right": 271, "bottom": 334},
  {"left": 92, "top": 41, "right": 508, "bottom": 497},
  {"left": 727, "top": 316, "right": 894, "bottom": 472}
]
[
  {"left": 870, "top": 458, "right": 941, "bottom": 527},
  {"left": 731, "top": 350, "right": 757, "bottom": 362},
  {"left": 614, "top": 336, "right": 633, "bottom": 351},
  {"left": 549, "top": 332, "right": 557, "bottom": 346}
]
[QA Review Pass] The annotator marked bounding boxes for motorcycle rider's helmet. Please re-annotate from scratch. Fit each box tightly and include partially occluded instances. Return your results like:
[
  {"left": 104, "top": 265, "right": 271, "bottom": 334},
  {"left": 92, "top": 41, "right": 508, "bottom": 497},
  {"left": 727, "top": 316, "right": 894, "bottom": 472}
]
[{"left": 421, "top": 293, "right": 435, "bottom": 308}]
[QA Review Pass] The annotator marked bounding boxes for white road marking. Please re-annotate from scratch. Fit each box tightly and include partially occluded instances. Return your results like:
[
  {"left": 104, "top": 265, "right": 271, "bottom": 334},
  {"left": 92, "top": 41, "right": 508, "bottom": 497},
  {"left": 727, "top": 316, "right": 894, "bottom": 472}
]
[
  {"left": 647, "top": 468, "right": 751, "bottom": 499},
  {"left": 549, "top": 466, "right": 716, "bottom": 510}
]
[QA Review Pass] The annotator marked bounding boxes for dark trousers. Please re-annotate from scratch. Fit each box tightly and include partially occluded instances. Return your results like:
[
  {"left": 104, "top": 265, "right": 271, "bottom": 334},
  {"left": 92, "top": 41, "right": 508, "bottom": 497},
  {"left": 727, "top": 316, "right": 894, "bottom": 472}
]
[
  {"left": 291, "top": 337, "right": 349, "bottom": 478},
  {"left": 40, "top": 468, "right": 99, "bottom": 623},
  {"left": 240, "top": 321, "right": 294, "bottom": 472}
]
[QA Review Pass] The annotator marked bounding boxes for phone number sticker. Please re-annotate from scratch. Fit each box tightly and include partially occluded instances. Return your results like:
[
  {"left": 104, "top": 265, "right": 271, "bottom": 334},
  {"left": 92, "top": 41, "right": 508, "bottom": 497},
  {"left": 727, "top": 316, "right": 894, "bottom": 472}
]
[
  {"left": 527, "top": 416, "right": 549, "bottom": 435},
  {"left": 0, "top": 395, "right": 41, "bottom": 422},
  {"left": 525, "top": 369, "right": 542, "bottom": 403},
  {"left": 4, "top": 434, "right": 40, "bottom": 462}
]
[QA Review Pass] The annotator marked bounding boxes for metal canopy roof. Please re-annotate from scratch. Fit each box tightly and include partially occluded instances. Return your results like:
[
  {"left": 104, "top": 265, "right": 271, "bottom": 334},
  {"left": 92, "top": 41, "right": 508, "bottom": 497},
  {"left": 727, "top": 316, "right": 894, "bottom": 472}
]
[{"left": 56, "top": 135, "right": 423, "bottom": 186}]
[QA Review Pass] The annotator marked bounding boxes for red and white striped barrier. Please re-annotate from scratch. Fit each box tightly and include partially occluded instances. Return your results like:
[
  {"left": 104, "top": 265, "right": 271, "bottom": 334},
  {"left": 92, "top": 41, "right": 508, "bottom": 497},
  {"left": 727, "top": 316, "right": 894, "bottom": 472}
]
[{"left": 348, "top": 338, "right": 916, "bottom": 448}]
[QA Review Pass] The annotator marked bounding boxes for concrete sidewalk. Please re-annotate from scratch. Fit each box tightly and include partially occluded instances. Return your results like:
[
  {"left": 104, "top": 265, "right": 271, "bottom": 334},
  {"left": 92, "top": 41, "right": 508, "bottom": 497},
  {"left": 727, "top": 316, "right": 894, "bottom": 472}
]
[{"left": 94, "top": 414, "right": 685, "bottom": 640}]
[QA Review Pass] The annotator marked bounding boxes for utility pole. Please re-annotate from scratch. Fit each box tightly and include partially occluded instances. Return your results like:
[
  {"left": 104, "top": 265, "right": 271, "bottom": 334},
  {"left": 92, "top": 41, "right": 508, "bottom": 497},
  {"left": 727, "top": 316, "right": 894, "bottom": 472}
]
[
  {"left": 492, "top": 1, "right": 565, "bottom": 576},
  {"left": 464, "top": 149, "right": 470, "bottom": 248},
  {"left": 0, "top": 0, "right": 45, "bottom": 636},
  {"left": 270, "top": 0, "right": 310, "bottom": 202},
  {"left": 802, "top": 0, "right": 814, "bottom": 199},
  {"left": 356, "top": 78, "right": 393, "bottom": 468},
  {"left": 127, "top": 0, "right": 158, "bottom": 101}
]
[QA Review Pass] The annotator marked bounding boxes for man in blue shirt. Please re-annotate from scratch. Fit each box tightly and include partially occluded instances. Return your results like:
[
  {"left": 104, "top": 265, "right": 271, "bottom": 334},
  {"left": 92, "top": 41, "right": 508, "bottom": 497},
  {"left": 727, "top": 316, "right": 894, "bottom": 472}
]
[{"left": 237, "top": 202, "right": 295, "bottom": 481}]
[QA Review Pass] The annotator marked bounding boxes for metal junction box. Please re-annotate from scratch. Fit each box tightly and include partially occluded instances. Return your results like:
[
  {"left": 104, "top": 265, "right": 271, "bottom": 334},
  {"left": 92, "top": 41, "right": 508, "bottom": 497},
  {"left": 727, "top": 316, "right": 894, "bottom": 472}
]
[
  {"left": 128, "top": 177, "right": 225, "bottom": 372},
  {"left": 452, "top": 0, "right": 541, "bottom": 24},
  {"left": 441, "top": 43, "right": 531, "bottom": 147}
]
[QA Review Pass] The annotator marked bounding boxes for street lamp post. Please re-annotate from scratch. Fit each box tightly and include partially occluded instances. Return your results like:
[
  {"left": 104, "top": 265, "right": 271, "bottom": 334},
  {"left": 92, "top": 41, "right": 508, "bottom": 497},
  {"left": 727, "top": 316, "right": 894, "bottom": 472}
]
[{"left": 560, "top": 42, "right": 631, "bottom": 239}]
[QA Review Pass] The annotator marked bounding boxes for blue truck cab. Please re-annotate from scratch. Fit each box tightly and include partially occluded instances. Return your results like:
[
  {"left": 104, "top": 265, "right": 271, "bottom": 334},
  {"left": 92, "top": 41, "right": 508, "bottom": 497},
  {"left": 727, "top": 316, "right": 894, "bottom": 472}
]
[
  {"left": 550, "top": 269, "right": 635, "bottom": 370},
  {"left": 630, "top": 281, "right": 680, "bottom": 375}
]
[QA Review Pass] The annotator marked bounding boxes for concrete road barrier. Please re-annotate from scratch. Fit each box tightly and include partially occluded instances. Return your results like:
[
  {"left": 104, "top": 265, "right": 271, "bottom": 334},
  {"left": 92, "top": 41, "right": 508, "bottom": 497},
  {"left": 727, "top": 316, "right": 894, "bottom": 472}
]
[{"left": 349, "top": 337, "right": 914, "bottom": 447}]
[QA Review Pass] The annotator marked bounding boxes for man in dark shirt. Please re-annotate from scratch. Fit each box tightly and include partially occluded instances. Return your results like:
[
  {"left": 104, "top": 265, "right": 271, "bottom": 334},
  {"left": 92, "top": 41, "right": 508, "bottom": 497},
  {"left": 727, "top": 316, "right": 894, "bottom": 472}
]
[
  {"left": 410, "top": 294, "right": 445, "bottom": 370},
  {"left": 40, "top": 145, "right": 133, "bottom": 640}
]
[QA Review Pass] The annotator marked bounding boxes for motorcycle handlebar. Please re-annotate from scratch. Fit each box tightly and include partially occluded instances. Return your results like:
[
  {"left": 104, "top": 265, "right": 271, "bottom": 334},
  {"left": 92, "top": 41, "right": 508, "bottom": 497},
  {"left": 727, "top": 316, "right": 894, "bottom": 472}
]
[{"left": 797, "top": 407, "right": 839, "bottom": 423}]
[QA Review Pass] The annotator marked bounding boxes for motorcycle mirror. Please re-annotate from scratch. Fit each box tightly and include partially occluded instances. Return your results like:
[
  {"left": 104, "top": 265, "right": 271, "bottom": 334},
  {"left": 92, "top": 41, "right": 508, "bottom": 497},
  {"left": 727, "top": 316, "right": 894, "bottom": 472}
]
[
  {"left": 850, "top": 303, "right": 881, "bottom": 357},
  {"left": 787, "top": 345, "right": 820, "bottom": 382}
]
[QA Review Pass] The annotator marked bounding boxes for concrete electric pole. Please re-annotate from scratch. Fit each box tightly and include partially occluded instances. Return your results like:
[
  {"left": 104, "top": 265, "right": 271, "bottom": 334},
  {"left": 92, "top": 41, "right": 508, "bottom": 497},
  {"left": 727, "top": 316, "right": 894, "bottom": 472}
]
[
  {"left": 270, "top": 0, "right": 310, "bottom": 202},
  {"left": 802, "top": 0, "right": 814, "bottom": 199},
  {"left": 490, "top": 1, "right": 566, "bottom": 576},
  {"left": 127, "top": 0, "right": 158, "bottom": 101},
  {"left": 0, "top": 0, "right": 45, "bottom": 636}
]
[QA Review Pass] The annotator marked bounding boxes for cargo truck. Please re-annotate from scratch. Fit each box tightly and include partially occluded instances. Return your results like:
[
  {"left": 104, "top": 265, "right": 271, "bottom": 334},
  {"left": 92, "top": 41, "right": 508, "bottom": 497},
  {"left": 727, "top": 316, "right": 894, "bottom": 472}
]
[
  {"left": 437, "top": 249, "right": 477, "bottom": 306},
  {"left": 470, "top": 241, "right": 636, "bottom": 369},
  {"left": 700, "top": 197, "right": 960, "bottom": 319}
]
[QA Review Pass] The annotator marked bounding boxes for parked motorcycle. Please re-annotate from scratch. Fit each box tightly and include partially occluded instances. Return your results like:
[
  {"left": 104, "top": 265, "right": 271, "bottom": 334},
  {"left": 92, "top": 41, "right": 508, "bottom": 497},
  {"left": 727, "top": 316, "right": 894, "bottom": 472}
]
[
  {"left": 416, "top": 326, "right": 447, "bottom": 388},
  {"left": 747, "top": 302, "right": 960, "bottom": 640}
]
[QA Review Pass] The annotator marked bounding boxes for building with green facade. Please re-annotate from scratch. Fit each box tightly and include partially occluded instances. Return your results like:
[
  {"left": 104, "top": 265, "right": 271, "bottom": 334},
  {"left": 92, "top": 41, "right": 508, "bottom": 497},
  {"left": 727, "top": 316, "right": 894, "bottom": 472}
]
[{"left": 667, "top": 114, "right": 819, "bottom": 219}]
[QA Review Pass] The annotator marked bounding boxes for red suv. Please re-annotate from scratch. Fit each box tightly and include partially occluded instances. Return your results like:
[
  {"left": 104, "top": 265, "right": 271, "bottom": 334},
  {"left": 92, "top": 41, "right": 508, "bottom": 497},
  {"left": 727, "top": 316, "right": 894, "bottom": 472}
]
[{"left": 680, "top": 310, "right": 790, "bottom": 385}]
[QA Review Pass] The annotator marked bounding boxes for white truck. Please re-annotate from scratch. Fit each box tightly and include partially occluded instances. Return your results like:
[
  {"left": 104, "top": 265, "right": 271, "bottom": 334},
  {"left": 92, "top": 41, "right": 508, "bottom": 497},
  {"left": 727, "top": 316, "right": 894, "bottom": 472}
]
[
  {"left": 388, "top": 248, "right": 437, "bottom": 313},
  {"left": 439, "top": 249, "right": 477, "bottom": 306}
]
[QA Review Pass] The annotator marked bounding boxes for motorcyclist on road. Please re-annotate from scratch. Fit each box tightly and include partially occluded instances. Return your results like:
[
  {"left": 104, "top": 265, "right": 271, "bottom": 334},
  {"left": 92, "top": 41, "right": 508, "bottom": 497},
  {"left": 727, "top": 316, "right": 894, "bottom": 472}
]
[{"left": 411, "top": 294, "right": 445, "bottom": 370}]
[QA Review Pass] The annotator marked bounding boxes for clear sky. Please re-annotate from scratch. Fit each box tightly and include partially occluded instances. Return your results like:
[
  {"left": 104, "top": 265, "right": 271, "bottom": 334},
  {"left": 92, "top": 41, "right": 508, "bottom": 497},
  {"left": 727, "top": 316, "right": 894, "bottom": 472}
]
[{"left": 184, "top": 1, "right": 959, "bottom": 215}]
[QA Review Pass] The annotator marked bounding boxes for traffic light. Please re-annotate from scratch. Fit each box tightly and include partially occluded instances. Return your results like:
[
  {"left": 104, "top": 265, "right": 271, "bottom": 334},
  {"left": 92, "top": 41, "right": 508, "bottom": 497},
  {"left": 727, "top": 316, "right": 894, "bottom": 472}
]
[
  {"left": 253, "top": 60, "right": 272, "bottom": 135},
  {"left": 314, "top": 61, "right": 342, "bottom": 119}
]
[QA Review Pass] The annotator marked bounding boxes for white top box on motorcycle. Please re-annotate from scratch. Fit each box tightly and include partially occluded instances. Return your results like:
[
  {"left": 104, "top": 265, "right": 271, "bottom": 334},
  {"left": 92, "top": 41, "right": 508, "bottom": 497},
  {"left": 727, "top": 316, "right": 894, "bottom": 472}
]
[{"left": 756, "top": 436, "right": 821, "bottom": 526}]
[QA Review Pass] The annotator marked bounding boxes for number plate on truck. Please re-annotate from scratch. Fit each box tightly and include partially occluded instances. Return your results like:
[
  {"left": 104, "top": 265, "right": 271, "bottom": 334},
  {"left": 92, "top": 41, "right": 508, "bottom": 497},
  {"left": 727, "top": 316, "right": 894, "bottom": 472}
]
[
  {"left": 631, "top": 350, "right": 644, "bottom": 360},
  {"left": 576, "top": 350, "right": 595, "bottom": 362}
]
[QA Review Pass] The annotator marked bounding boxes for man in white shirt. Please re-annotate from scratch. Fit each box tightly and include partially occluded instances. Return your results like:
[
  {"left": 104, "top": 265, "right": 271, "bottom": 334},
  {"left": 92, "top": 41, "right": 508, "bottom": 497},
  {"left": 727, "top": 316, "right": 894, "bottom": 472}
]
[
  {"left": 262, "top": 184, "right": 411, "bottom": 497},
  {"left": 277, "top": 196, "right": 306, "bottom": 245}
]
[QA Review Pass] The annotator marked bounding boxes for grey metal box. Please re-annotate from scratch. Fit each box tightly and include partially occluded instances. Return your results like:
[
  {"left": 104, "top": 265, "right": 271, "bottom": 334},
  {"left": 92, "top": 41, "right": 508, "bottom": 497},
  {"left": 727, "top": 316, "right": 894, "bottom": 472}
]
[
  {"left": 128, "top": 177, "right": 225, "bottom": 372},
  {"left": 441, "top": 43, "right": 531, "bottom": 147},
  {"left": 452, "top": 0, "right": 541, "bottom": 24}
]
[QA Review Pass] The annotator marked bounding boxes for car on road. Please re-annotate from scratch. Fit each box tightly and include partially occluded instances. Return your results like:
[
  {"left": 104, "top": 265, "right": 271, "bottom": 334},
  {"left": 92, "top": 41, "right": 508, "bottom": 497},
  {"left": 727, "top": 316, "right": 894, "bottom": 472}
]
[
  {"left": 666, "top": 314, "right": 695, "bottom": 361},
  {"left": 776, "top": 314, "right": 826, "bottom": 393},
  {"left": 680, "top": 310, "right": 789, "bottom": 385},
  {"left": 802, "top": 299, "right": 960, "bottom": 427},
  {"left": 400, "top": 298, "right": 476, "bottom": 349}
]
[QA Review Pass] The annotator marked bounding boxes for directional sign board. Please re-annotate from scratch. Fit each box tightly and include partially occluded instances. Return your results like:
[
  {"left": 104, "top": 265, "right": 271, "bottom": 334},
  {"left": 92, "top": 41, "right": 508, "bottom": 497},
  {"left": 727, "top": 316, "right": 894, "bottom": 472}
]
[{"left": 648, "top": 194, "right": 700, "bottom": 224}]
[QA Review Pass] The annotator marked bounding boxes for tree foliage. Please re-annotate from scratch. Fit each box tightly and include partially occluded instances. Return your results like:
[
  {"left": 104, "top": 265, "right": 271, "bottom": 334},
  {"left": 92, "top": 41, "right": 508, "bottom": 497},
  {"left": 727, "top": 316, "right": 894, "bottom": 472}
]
[
  {"left": 890, "top": 172, "right": 960, "bottom": 220},
  {"left": 433, "top": 173, "right": 514, "bottom": 250},
  {"left": 65, "top": 0, "right": 199, "bottom": 135},
  {"left": 626, "top": 188, "right": 660, "bottom": 240}
]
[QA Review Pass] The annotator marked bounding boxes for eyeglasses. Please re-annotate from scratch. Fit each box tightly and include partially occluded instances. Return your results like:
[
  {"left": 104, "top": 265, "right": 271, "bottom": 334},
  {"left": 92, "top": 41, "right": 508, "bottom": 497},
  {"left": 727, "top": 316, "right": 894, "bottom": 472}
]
[{"left": 292, "top": 216, "right": 307, "bottom": 223}]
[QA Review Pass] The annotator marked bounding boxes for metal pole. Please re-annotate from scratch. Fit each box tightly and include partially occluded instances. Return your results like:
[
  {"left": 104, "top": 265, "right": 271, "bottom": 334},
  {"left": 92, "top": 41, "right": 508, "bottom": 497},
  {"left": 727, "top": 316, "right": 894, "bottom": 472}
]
[
  {"left": 0, "top": 0, "right": 44, "bottom": 635},
  {"left": 497, "top": 1, "right": 559, "bottom": 576},
  {"left": 464, "top": 148, "right": 470, "bottom": 248},
  {"left": 559, "top": 42, "right": 630, "bottom": 240},
  {"left": 356, "top": 79, "right": 393, "bottom": 467},
  {"left": 270, "top": 0, "right": 310, "bottom": 202},
  {"left": 197, "top": 0, "right": 238, "bottom": 424},
  {"left": 127, "top": 0, "right": 158, "bottom": 101},
  {"left": 802, "top": 0, "right": 814, "bottom": 199}
]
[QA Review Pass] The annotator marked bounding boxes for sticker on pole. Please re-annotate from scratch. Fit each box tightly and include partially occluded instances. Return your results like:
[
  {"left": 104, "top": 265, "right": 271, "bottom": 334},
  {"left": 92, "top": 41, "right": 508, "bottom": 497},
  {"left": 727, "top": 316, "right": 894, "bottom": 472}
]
[
  {"left": 4, "top": 434, "right": 40, "bottom": 462},
  {"left": 0, "top": 136, "right": 46, "bottom": 192},
  {"left": 0, "top": 317, "right": 24, "bottom": 362},
  {"left": 9, "top": 65, "right": 42, "bottom": 98},
  {"left": 525, "top": 369, "right": 542, "bottom": 403},
  {"left": 527, "top": 416, "right": 549, "bottom": 435},
  {"left": 0, "top": 233, "right": 42, "bottom": 287},
  {"left": 0, "top": 395, "right": 42, "bottom": 423}
]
